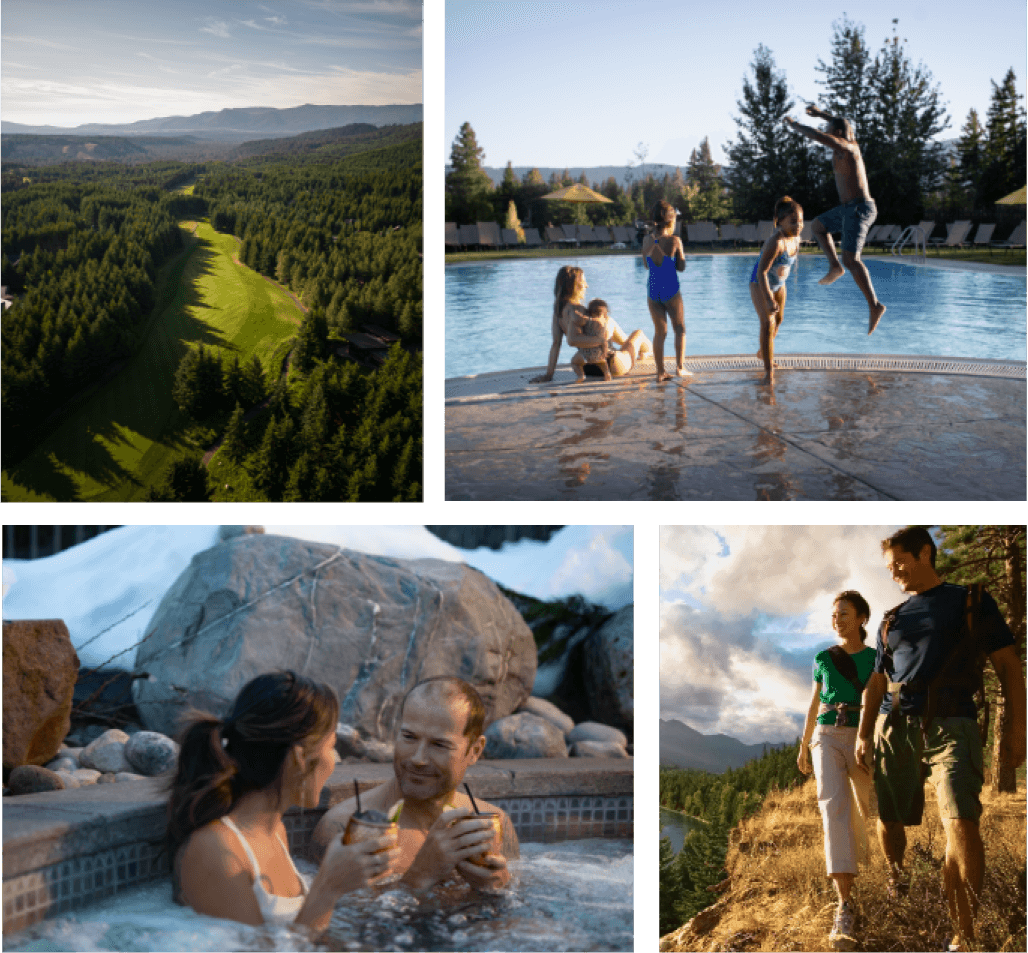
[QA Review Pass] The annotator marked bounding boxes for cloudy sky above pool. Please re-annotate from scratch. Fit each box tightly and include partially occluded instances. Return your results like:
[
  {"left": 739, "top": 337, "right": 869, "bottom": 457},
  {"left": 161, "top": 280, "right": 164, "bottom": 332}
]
[
  {"left": 1, "top": 0, "right": 422, "bottom": 127},
  {"left": 660, "top": 526, "right": 906, "bottom": 746},
  {"left": 446, "top": 0, "right": 1026, "bottom": 168}
]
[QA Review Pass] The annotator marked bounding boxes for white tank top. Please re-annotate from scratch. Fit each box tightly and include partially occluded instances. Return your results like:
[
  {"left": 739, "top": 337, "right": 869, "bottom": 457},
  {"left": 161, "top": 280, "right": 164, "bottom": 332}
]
[{"left": 219, "top": 816, "right": 309, "bottom": 925}]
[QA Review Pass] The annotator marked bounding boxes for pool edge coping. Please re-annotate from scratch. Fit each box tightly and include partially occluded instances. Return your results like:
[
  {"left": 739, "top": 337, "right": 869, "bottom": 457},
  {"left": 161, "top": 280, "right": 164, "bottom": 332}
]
[{"left": 446, "top": 353, "right": 1027, "bottom": 402}]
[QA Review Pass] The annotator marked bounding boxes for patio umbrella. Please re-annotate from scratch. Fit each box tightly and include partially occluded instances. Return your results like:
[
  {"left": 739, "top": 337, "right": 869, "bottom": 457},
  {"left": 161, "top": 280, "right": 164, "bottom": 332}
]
[
  {"left": 542, "top": 182, "right": 612, "bottom": 242},
  {"left": 996, "top": 185, "right": 1026, "bottom": 205},
  {"left": 541, "top": 183, "right": 612, "bottom": 204}
]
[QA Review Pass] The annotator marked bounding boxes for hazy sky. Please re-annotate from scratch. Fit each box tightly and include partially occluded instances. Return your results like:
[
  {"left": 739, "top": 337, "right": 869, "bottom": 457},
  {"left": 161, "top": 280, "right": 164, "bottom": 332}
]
[
  {"left": 447, "top": 0, "right": 1027, "bottom": 169},
  {"left": 660, "top": 526, "right": 906, "bottom": 745},
  {"left": 1, "top": 0, "right": 422, "bottom": 127}
]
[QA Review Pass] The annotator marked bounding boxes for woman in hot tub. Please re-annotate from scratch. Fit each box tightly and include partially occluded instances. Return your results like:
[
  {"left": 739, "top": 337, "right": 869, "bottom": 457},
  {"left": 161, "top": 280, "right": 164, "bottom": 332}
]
[
  {"left": 531, "top": 265, "right": 653, "bottom": 383},
  {"left": 166, "top": 671, "right": 400, "bottom": 930}
]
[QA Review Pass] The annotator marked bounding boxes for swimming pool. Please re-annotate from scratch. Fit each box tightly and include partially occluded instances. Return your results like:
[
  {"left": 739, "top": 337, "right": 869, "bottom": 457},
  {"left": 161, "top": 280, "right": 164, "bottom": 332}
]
[{"left": 445, "top": 255, "right": 1027, "bottom": 378}]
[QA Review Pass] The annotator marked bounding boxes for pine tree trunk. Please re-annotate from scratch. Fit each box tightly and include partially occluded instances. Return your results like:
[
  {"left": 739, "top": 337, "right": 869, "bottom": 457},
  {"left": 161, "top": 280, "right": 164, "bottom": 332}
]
[
  {"left": 992, "top": 529, "right": 1024, "bottom": 793},
  {"left": 990, "top": 694, "right": 1016, "bottom": 793}
]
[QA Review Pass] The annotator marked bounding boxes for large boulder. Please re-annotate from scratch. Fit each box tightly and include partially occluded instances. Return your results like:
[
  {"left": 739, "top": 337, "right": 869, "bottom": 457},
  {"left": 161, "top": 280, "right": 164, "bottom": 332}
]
[
  {"left": 124, "top": 731, "right": 179, "bottom": 776},
  {"left": 8, "top": 765, "right": 65, "bottom": 794},
  {"left": 133, "top": 535, "right": 537, "bottom": 742},
  {"left": 2, "top": 620, "right": 80, "bottom": 774},
  {"left": 583, "top": 605, "right": 633, "bottom": 735},
  {"left": 484, "top": 712, "right": 568, "bottom": 759}
]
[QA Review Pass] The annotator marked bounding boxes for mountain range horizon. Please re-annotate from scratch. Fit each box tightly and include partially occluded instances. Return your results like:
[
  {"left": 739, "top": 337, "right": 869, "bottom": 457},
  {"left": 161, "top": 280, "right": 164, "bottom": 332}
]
[
  {"left": 659, "top": 717, "right": 793, "bottom": 773},
  {"left": 2, "top": 103, "right": 424, "bottom": 142}
]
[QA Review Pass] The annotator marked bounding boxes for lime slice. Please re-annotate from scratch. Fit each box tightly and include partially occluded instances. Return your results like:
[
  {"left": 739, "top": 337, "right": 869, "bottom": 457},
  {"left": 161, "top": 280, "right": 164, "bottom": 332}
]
[{"left": 387, "top": 799, "right": 404, "bottom": 823}]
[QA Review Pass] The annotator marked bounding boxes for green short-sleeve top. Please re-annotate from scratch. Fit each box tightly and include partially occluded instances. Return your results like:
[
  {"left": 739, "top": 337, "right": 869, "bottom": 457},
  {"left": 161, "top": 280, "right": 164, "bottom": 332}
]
[{"left": 813, "top": 646, "right": 876, "bottom": 727}]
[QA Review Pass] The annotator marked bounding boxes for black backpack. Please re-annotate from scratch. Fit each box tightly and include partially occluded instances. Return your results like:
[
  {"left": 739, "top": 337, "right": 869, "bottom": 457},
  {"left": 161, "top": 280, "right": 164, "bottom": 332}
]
[{"left": 881, "top": 584, "right": 989, "bottom": 745}]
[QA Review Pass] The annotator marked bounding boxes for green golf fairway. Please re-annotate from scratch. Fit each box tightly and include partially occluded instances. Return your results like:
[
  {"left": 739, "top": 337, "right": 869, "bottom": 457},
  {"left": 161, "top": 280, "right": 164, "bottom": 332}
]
[{"left": 2, "top": 220, "right": 302, "bottom": 501}]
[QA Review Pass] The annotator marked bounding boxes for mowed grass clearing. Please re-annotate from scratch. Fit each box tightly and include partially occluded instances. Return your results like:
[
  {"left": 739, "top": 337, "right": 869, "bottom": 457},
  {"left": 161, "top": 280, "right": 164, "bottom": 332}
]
[{"left": 2, "top": 220, "right": 302, "bottom": 501}]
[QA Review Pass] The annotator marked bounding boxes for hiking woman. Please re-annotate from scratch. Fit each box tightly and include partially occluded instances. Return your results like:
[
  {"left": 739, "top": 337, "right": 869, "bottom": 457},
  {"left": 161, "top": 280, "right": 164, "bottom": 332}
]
[{"left": 798, "top": 591, "right": 875, "bottom": 951}]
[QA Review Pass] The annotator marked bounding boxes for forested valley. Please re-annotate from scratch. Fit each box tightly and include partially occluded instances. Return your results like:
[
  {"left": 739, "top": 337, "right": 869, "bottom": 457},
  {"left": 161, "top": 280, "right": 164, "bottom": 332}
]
[
  {"left": 659, "top": 743, "right": 804, "bottom": 934},
  {"left": 1, "top": 123, "right": 422, "bottom": 502}
]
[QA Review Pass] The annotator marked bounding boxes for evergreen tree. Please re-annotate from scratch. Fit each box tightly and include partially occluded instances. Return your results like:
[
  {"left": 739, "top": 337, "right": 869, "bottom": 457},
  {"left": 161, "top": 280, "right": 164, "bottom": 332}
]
[
  {"left": 659, "top": 834, "right": 688, "bottom": 936},
  {"left": 980, "top": 69, "right": 1027, "bottom": 204},
  {"left": 956, "top": 108, "right": 987, "bottom": 208},
  {"left": 504, "top": 200, "right": 525, "bottom": 242},
  {"left": 147, "top": 453, "right": 211, "bottom": 501},
  {"left": 446, "top": 122, "right": 494, "bottom": 223},
  {"left": 684, "top": 139, "right": 729, "bottom": 221},
  {"left": 222, "top": 403, "right": 247, "bottom": 464},
  {"left": 814, "top": 16, "right": 876, "bottom": 142},
  {"left": 724, "top": 46, "right": 808, "bottom": 221}
]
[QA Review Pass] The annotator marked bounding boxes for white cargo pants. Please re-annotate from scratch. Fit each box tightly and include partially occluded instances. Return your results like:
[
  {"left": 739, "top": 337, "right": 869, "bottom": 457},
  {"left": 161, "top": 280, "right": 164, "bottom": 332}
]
[{"left": 810, "top": 724, "right": 871, "bottom": 875}]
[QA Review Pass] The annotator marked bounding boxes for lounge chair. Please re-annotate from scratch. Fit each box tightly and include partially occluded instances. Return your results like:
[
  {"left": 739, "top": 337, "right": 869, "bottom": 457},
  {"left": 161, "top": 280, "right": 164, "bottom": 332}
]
[
  {"left": 756, "top": 220, "right": 774, "bottom": 243},
  {"left": 990, "top": 220, "right": 1026, "bottom": 253},
  {"left": 799, "top": 222, "right": 816, "bottom": 245},
  {"left": 560, "top": 224, "right": 579, "bottom": 244},
  {"left": 871, "top": 225, "right": 901, "bottom": 248},
  {"left": 739, "top": 223, "right": 758, "bottom": 245},
  {"left": 969, "top": 223, "right": 995, "bottom": 250},
  {"left": 476, "top": 222, "right": 501, "bottom": 248},
  {"left": 612, "top": 225, "right": 633, "bottom": 244},
  {"left": 719, "top": 223, "right": 742, "bottom": 248},
  {"left": 544, "top": 225, "right": 565, "bottom": 246},
  {"left": 686, "top": 222, "right": 718, "bottom": 247},
  {"left": 458, "top": 224, "right": 479, "bottom": 248},
  {"left": 577, "top": 224, "right": 597, "bottom": 243},
  {"left": 523, "top": 227, "right": 543, "bottom": 247},
  {"left": 445, "top": 222, "right": 460, "bottom": 249},
  {"left": 593, "top": 225, "right": 612, "bottom": 243},
  {"left": 501, "top": 228, "right": 521, "bottom": 247},
  {"left": 929, "top": 220, "right": 972, "bottom": 254}
]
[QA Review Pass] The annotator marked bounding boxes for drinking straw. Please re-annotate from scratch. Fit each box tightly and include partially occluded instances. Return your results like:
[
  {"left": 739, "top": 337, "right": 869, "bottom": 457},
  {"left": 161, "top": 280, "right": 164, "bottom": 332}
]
[
  {"left": 354, "top": 779, "right": 362, "bottom": 814},
  {"left": 464, "top": 782, "right": 481, "bottom": 814}
]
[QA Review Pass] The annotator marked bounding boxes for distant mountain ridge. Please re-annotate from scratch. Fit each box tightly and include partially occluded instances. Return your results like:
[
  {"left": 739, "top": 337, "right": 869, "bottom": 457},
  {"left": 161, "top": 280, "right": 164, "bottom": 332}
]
[
  {"left": 1, "top": 122, "right": 422, "bottom": 166},
  {"left": 660, "top": 718, "right": 790, "bottom": 773},
  {"left": 2, "top": 104, "right": 423, "bottom": 142},
  {"left": 480, "top": 143, "right": 958, "bottom": 190}
]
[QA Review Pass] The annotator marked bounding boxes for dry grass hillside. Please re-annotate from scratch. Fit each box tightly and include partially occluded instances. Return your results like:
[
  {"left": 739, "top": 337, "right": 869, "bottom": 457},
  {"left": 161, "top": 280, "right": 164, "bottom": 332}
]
[{"left": 660, "top": 777, "right": 1026, "bottom": 952}]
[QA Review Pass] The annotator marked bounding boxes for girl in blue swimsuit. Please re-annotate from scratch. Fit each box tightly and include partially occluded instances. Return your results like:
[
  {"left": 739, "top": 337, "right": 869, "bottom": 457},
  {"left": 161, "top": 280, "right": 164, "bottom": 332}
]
[
  {"left": 642, "top": 200, "right": 688, "bottom": 382},
  {"left": 749, "top": 196, "right": 804, "bottom": 386}
]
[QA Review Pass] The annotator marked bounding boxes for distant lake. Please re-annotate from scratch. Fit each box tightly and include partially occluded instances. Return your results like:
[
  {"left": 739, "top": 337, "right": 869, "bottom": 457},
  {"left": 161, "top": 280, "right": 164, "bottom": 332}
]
[{"left": 660, "top": 807, "right": 702, "bottom": 855}]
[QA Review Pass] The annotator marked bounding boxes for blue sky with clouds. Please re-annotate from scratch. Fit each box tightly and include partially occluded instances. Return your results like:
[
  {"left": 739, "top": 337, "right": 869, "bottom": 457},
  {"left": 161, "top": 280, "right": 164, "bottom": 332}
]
[
  {"left": 447, "top": 0, "right": 1026, "bottom": 169},
  {"left": 2, "top": 0, "right": 422, "bottom": 127},
  {"left": 660, "top": 526, "right": 905, "bottom": 745}
]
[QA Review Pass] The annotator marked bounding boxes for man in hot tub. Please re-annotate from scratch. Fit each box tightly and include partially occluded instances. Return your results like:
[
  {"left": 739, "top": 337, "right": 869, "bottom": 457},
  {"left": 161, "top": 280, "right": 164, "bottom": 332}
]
[{"left": 311, "top": 676, "right": 519, "bottom": 892}]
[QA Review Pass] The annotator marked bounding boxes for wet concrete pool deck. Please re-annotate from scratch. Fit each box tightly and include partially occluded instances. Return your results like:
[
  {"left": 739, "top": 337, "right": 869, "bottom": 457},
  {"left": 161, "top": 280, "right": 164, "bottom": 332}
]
[{"left": 446, "top": 354, "right": 1026, "bottom": 500}]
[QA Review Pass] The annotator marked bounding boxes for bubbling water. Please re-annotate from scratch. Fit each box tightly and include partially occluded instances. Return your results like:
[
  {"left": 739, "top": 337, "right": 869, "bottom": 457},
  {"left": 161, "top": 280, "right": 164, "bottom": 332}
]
[
  {"left": 317, "top": 840, "right": 632, "bottom": 951},
  {"left": 4, "top": 840, "right": 632, "bottom": 952}
]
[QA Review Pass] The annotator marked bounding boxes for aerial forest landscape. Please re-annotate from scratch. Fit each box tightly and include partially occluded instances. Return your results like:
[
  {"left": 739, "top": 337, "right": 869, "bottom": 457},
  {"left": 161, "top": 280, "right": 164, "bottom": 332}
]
[{"left": 1, "top": 2, "right": 423, "bottom": 502}]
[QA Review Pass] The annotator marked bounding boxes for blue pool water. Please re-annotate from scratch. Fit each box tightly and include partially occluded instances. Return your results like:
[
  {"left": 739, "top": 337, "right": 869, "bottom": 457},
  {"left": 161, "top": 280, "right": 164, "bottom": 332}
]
[{"left": 445, "top": 254, "right": 1026, "bottom": 378}]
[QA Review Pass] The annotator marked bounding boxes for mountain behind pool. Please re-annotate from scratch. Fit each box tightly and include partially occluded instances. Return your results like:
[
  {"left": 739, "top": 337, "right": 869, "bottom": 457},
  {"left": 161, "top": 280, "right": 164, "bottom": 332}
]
[{"left": 660, "top": 718, "right": 790, "bottom": 772}]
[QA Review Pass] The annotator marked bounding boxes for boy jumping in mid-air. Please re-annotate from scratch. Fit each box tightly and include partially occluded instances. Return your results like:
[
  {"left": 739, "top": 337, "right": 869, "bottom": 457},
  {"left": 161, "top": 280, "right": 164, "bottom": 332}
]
[{"left": 786, "top": 104, "right": 886, "bottom": 334}]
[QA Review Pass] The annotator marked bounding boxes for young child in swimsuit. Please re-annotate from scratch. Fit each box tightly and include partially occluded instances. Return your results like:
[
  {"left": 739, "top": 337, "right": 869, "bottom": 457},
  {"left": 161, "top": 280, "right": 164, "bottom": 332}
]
[
  {"left": 641, "top": 200, "right": 689, "bottom": 382},
  {"left": 571, "top": 299, "right": 614, "bottom": 381},
  {"left": 749, "top": 196, "right": 804, "bottom": 386}
]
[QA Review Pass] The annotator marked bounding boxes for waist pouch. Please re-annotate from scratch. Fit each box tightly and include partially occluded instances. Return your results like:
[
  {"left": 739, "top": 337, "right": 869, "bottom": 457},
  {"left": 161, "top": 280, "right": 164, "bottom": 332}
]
[{"left": 819, "top": 701, "right": 860, "bottom": 727}]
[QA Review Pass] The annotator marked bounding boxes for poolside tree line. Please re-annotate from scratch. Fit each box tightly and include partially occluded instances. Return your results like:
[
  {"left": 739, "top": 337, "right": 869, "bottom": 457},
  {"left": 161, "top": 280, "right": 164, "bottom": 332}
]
[
  {"left": 2, "top": 137, "right": 422, "bottom": 501},
  {"left": 447, "top": 17, "right": 1025, "bottom": 234}
]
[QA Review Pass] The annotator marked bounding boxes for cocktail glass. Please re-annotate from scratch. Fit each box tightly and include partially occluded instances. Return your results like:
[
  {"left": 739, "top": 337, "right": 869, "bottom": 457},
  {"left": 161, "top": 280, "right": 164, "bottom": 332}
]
[
  {"left": 341, "top": 814, "right": 396, "bottom": 888},
  {"left": 466, "top": 814, "right": 501, "bottom": 863},
  {"left": 341, "top": 814, "right": 396, "bottom": 851}
]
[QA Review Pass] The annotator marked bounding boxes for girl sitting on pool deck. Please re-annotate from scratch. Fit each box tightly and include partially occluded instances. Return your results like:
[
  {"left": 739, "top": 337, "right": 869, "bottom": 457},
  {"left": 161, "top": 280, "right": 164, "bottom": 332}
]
[
  {"left": 641, "top": 200, "right": 689, "bottom": 382},
  {"left": 749, "top": 196, "right": 804, "bottom": 386}
]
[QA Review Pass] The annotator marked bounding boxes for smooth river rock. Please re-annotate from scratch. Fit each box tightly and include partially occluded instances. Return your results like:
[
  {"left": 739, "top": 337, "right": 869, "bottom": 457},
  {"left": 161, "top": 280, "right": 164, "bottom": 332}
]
[
  {"left": 8, "top": 765, "right": 65, "bottom": 794},
  {"left": 125, "top": 731, "right": 179, "bottom": 776},
  {"left": 79, "top": 729, "right": 131, "bottom": 773},
  {"left": 566, "top": 721, "right": 628, "bottom": 748},
  {"left": 570, "top": 739, "right": 630, "bottom": 758},
  {"left": 516, "top": 696, "right": 575, "bottom": 736},
  {"left": 484, "top": 712, "right": 568, "bottom": 759}
]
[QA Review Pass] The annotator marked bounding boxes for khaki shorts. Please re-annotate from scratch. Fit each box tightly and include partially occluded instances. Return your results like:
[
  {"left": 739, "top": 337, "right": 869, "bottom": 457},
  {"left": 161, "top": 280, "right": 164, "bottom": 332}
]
[{"left": 873, "top": 714, "right": 983, "bottom": 825}]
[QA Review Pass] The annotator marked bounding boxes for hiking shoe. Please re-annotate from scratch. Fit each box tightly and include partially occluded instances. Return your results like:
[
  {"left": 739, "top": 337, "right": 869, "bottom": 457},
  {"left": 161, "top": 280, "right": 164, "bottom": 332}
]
[
  {"left": 829, "top": 900, "right": 857, "bottom": 952},
  {"left": 886, "top": 869, "right": 909, "bottom": 900}
]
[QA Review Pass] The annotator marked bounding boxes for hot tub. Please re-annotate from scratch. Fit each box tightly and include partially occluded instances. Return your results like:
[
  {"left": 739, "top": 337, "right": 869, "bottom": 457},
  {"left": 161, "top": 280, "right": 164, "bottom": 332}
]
[{"left": 3, "top": 758, "right": 633, "bottom": 951}]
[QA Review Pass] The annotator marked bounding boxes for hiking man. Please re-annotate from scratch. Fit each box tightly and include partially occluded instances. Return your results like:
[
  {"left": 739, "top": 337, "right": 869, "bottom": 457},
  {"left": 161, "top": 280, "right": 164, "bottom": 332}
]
[
  {"left": 786, "top": 104, "right": 887, "bottom": 334},
  {"left": 855, "top": 527, "right": 1026, "bottom": 951}
]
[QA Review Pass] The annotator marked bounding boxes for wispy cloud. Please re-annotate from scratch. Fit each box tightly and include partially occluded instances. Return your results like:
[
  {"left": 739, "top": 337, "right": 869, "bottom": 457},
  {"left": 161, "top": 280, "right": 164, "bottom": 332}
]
[
  {"left": 198, "top": 19, "right": 231, "bottom": 38},
  {"left": 3, "top": 2, "right": 422, "bottom": 125},
  {"left": 660, "top": 525, "right": 902, "bottom": 745}
]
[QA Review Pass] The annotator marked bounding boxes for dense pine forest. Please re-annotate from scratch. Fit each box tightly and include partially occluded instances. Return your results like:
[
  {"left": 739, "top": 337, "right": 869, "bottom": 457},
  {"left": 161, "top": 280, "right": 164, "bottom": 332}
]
[{"left": 1, "top": 123, "right": 422, "bottom": 501}]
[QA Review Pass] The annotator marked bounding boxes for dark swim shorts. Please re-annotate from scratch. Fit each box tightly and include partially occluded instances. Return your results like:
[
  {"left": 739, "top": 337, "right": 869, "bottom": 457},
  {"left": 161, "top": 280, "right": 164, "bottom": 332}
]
[{"left": 816, "top": 198, "right": 877, "bottom": 255}]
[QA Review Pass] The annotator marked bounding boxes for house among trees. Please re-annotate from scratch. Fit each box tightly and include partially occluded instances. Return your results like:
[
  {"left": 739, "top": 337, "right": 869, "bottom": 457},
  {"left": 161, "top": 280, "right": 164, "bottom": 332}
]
[
  {"left": 346, "top": 331, "right": 390, "bottom": 366},
  {"left": 1, "top": 286, "right": 14, "bottom": 311},
  {"left": 361, "top": 324, "right": 400, "bottom": 344}
]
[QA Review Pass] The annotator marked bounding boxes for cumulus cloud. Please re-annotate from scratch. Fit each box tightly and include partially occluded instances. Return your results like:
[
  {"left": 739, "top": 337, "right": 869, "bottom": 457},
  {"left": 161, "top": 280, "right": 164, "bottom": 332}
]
[
  {"left": 201, "top": 19, "right": 231, "bottom": 38},
  {"left": 660, "top": 525, "right": 904, "bottom": 744}
]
